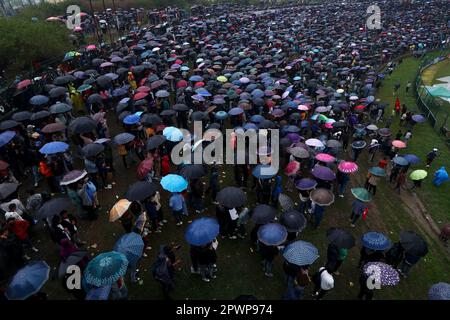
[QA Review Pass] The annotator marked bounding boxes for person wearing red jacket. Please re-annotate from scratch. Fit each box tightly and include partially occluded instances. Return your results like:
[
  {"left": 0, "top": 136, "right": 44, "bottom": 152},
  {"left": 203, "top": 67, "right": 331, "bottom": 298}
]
[{"left": 7, "top": 218, "right": 38, "bottom": 260}]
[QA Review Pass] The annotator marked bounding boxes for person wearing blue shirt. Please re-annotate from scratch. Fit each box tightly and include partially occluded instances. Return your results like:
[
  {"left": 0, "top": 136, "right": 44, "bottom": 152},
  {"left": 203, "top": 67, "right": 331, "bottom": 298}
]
[{"left": 169, "top": 193, "right": 186, "bottom": 226}]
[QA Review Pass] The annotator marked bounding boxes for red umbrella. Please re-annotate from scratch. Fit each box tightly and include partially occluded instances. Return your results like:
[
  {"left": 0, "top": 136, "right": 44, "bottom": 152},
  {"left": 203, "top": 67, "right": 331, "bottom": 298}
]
[
  {"left": 395, "top": 97, "right": 400, "bottom": 112},
  {"left": 392, "top": 140, "right": 406, "bottom": 149},
  {"left": 0, "top": 160, "right": 9, "bottom": 171},
  {"left": 137, "top": 86, "right": 151, "bottom": 93},
  {"left": 137, "top": 159, "right": 154, "bottom": 180},
  {"left": 176, "top": 80, "right": 188, "bottom": 88},
  {"left": 354, "top": 105, "right": 366, "bottom": 111},
  {"left": 285, "top": 161, "right": 300, "bottom": 176},
  {"left": 194, "top": 82, "right": 205, "bottom": 87},
  {"left": 175, "top": 59, "right": 183, "bottom": 65},
  {"left": 16, "top": 79, "right": 32, "bottom": 90},
  {"left": 133, "top": 92, "right": 148, "bottom": 101}
]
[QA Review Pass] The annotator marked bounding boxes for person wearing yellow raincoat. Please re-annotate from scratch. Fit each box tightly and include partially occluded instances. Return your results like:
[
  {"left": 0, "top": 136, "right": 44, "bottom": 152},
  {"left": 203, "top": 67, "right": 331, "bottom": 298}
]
[
  {"left": 128, "top": 72, "right": 137, "bottom": 90},
  {"left": 69, "top": 84, "right": 85, "bottom": 115}
]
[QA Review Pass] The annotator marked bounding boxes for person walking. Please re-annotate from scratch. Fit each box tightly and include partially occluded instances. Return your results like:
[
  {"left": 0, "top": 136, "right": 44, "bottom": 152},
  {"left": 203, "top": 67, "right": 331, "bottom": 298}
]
[
  {"left": 350, "top": 199, "right": 369, "bottom": 227},
  {"left": 259, "top": 242, "right": 279, "bottom": 277},
  {"left": 398, "top": 252, "right": 422, "bottom": 278},
  {"left": 425, "top": 148, "right": 438, "bottom": 167},
  {"left": 197, "top": 241, "right": 217, "bottom": 282},
  {"left": 169, "top": 192, "right": 187, "bottom": 226},
  {"left": 393, "top": 170, "right": 406, "bottom": 194},
  {"left": 312, "top": 267, "right": 334, "bottom": 300},
  {"left": 312, "top": 203, "right": 326, "bottom": 229},
  {"left": 336, "top": 170, "right": 350, "bottom": 198},
  {"left": 365, "top": 173, "right": 379, "bottom": 195}
]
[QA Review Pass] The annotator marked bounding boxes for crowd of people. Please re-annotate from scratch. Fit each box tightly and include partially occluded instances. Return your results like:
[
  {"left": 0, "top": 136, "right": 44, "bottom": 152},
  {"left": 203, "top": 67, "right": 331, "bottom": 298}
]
[{"left": 0, "top": 0, "right": 449, "bottom": 301}]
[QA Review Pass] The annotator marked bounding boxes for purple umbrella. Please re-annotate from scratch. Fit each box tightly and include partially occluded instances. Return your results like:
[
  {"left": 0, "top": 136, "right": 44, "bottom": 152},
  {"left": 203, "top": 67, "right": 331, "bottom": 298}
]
[
  {"left": 295, "top": 178, "right": 317, "bottom": 190},
  {"left": 60, "top": 170, "right": 88, "bottom": 186},
  {"left": 412, "top": 114, "right": 426, "bottom": 123},
  {"left": 192, "top": 94, "right": 205, "bottom": 102},
  {"left": 363, "top": 262, "right": 400, "bottom": 287},
  {"left": 287, "top": 133, "right": 302, "bottom": 143},
  {"left": 271, "top": 109, "right": 285, "bottom": 118},
  {"left": 311, "top": 165, "right": 336, "bottom": 181},
  {"left": 403, "top": 154, "right": 421, "bottom": 164},
  {"left": 228, "top": 107, "right": 244, "bottom": 116}
]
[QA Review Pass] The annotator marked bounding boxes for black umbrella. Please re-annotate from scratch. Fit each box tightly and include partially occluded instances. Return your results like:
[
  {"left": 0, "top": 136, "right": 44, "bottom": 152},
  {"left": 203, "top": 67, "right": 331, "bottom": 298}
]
[
  {"left": 49, "top": 103, "right": 72, "bottom": 114},
  {"left": 58, "top": 251, "right": 88, "bottom": 278},
  {"left": 146, "top": 135, "right": 166, "bottom": 150},
  {"left": 49, "top": 86, "right": 68, "bottom": 99},
  {"left": 0, "top": 120, "right": 20, "bottom": 131},
  {"left": 251, "top": 204, "right": 276, "bottom": 224},
  {"left": 82, "top": 143, "right": 105, "bottom": 158},
  {"left": 191, "top": 111, "right": 207, "bottom": 121},
  {"left": 36, "top": 198, "right": 73, "bottom": 219},
  {"left": 125, "top": 181, "right": 157, "bottom": 201},
  {"left": 68, "top": 117, "right": 97, "bottom": 134},
  {"left": 400, "top": 231, "right": 428, "bottom": 257},
  {"left": 87, "top": 94, "right": 104, "bottom": 105},
  {"left": 172, "top": 104, "right": 189, "bottom": 112},
  {"left": 160, "top": 109, "right": 176, "bottom": 117},
  {"left": 178, "top": 164, "right": 207, "bottom": 180},
  {"left": 280, "top": 210, "right": 307, "bottom": 232},
  {"left": 0, "top": 182, "right": 19, "bottom": 200},
  {"left": 326, "top": 228, "right": 355, "bottom": 249},
  {"left": 11, "top": 111, "right": 32, "bottom": 122},
  {"left": 278, "top": 193, "right": 295, "bottom": 211},
  {"left": 31, "top": 111, "right": 51, "bottom": 121},
  {"left": 96, "top": 75, "right": 112, "bottom": 88},
  {"left": 141, "top": 113, "right": 162, "bottom": 126},
  {"left": 216, "top": 187, "right": 247, "bottom": 208},
  {"left": 53, "top": 75, "right": 76, "bottom": 86}
]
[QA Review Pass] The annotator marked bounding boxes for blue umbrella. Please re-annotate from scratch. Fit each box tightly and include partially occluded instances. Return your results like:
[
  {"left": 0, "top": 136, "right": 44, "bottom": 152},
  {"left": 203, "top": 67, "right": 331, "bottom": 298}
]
[
  {"left": 112, "top": 88, "right": 128, "bottom": 97},
  {"left": 403, "top": 154, "right": 421, "bottom": 164},
  {"left": 0, "top": 131, "right": 16, "bottom": 148},
  {"left": 123, "top": 114, "right": 140, "bottom": 125},
  {"left": 113, "top": 133, "right": 135, "bottom": 145},
  {"left": 250, "top": 115, "right": 265, "bottom": 123},
  {"left": 363, "top": 262, "right": 400, "bottom": 286},
  {"left": 215, "top": 111, "right": 228, "bottom": 120},
  {"left": 29, "top": 95, "right": 49, "bottom": 106},
  {"left": 228, "top": 107, "right": 244, "bottom": 116},
  {"left": 39, "top": 141, "right": 69, "bottom": 155},
  {"left": 362, "top": 232, "right": 391, "bottom": 250},
  {"left": 163, "top": 126, "right": 183, "bottom": 142},
  {"left": 114, "top": 232, "right": 144, "bottom": 264},
  {"left": 428, "top": 282, "right": 450, "bottom": 300},
  {"left": 160, "top": 174, "right": 188, "bottom": 192},
  {"left": 85, "top": 285, "right": 112, "bottom": 300},
  {"left": 189, "top": 75, "right": 203, "bottom": 82},
  {"left": 185, "top": 217, "right": 220, "bottom": 246},
  {"left": 393, "top": 156, "right": 409, "bottom": 166},
  {"left": 83, "top": 251, "right": 128, "bottom": 287},
  {"left": 196, "top": 88, "right": 212, "bottom": 97},
  {"left": 295, "top": 178, "right": 317, "bottom": 190},
  {"left": 412, "top": 114, "right": 426, "bottom": 123},
  {"left": 257, "top": 223, "right": 288, "bottom": 246},
  {"left": 252, "top": 164, "right": 278, "bottom": 179},
  {"left": 251, "top": 89, "right": 264, "bottom": 98},
  {"left": 243, "top": 123, "right": 258, "bottom": 131},
  {"left": 369, "top": 166, "right": 386, "bottom": 177},
  {"left": 5, "top": 261, "right": 50, "bottom": 300},
  {"left": 282, "top": 240, "right": 320, "bottom": 266}
]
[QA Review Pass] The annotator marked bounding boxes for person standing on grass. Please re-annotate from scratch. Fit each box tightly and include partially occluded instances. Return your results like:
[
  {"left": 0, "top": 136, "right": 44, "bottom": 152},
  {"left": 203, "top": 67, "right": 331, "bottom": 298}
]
[
  {"left": 365, "top": 172, "right": 379, "bottom": 195},
  {"left": 312, "top": 203, "right": 326, "bottom": 229},
  {"left": 325, "top": 243, "right": 348, "bottom": 275},
  {"left": 425, "top": 148, "right": 438, "bottom": 167},
  {"left": 259, "top": 241, "right": 279, "bottom": 277},
  {"left": 398, "top": 251, "right": 423, "bottom": 278},
  {"left": 394, "top": 170, "right": 407, "bottom": 194},
  {"left": 357, "top": 272, "right": 374, "bottom": 300},
  {"left": 169, "top": 192, "right": 187, "bottom": 226},
  {"left": 350, "top": 198, "right": 369, "bottom": 227},
  {"left": 312, "top": 267, "right": 334, "bottom": 300},
  {"left": 207, "top": 165, "right": 219, "bottom": 204}
]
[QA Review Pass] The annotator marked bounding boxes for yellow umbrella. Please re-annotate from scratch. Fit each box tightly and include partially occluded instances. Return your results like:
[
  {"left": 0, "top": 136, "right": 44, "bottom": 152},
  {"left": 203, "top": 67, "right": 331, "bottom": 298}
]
[
  {"left": 217, "top": 76, "right": 228, "bottom": 83},
  {"left": 109, "top": 199, "right": 132, "bottom": 222}
]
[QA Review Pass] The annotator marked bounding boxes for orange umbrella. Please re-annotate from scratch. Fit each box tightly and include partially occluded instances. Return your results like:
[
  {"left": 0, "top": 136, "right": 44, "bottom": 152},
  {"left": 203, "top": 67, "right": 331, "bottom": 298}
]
[{"left": 109, "top": 199, "right": 132, "bottom": 222}]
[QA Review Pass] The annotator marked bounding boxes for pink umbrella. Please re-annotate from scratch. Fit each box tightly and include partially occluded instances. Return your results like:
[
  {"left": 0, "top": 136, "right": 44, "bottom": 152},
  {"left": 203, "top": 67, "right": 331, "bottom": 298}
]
[
  {"left": 285, "top": 161, "right": 300, "bottom": 176},
  {"left": 137, "top": 86, "right": 151, "bottom": 93},
  {"left": 315, "top": 153, "right": 336, "bottom": 163},
  {"left": 86, "top": 44, "right": 96, "bottom": 51},
  {"left": 324, "top": 122, "right": 333, "bottom": 129},
  {"left": 305, "top": 138, "right": 324, "bottom": 148},
  {"left": 136, "top": 159, "right": 154, "bottom": 180},
  {"left": 392, "top": 140, "right": 407, "bottom": 149},
  {"left": 338, "top": 161, "right": 359, "bottom": 173},
  {"left": 298, "top": 105, "right": 310, "bottom": 111},
  {"left": 16, "top": 79, "right": 32, "bottom": 90},
  {"left": 100, "top": 62, "right": 114, "bottom": 68}
]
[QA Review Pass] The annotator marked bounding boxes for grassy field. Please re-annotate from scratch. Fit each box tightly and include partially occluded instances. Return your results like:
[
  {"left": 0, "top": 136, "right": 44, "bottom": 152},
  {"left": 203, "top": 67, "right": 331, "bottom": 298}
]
[{"left": 15, "top": 53, "right": 450, "bottom": 301}]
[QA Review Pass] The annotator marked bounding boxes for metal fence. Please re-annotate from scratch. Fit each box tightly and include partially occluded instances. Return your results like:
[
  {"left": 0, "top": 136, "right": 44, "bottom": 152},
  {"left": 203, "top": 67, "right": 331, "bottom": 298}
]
[{"left": 414, "top": 47, "right": 450, "bottom": 132}]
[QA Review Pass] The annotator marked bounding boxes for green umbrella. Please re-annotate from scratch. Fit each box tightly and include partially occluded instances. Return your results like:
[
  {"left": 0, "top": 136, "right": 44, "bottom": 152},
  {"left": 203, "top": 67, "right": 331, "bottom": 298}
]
[
  {"left": 77, "top": 84, "right": 92, "bottom": 93},
  {"left": 410, "top": 170, "right": 427, "bottom": 181},
  {"left": 351, "top": 188, "right": 373, "bottom": 202}
]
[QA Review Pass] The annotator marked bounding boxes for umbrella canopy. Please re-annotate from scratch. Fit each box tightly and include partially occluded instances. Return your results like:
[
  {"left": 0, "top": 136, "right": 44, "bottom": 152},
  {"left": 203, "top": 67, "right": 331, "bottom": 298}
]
[
  {"left": 41, "top": 123, "right": 66, "bottom": 134},
  {"left": 252, "top": 204, "right": 277, "bottom": 224},
  {"left": 289, "top": 147, "right": 310, "bottom": 159},
  {"left": 125, "top": 181, "right": 157, "bottom": 201},
  {"left": 305, "top": 138, "right": 324, "bottom": 148},
  {"left": 136, "top": 158, "right": 154, "bottom": 180},
  {"left": 173, "top": 104, "right": 189, "bottom": 112},
  {"left": 162, "top": 126, "right": 183, "bottom": 142},
  {"left": 403, "top": 154, "right": 421, "bottom": 165},
  {"left": 60, "top": 170, "right": 87, "bottom": 186},
  {"left": 82, "top": 143, "right": 104, "bottom": 158},
  {"left": 58, "top": 251, "right": 88, "bottom": 278},
  {"left": 113, "top": 133, "right": 135, "bottom": 145},
  {"left": 295, "top": 178, "right": 317, "bottom": 190},
  {"left": 0, "top": 182, "right": 19, "bottom": 200},
  {"left": 109, "top": 199, "right": 132, "bottom": 222},
  {"left": 11, "top": 111, "right": 32, "bottom": 122},
  {"left": 160, "top": 174, "right": 188, "bottom": 193},
  {"left": 31, "top": 110, "right": 51, "bottom": 121},
  {"left": 36, "top": 197, "right": 73, "bottom": 219},
  {"left": 282, "top": 240, "right": 319, "bottom": 266},
  {"left": 311, "top": 165, "right": 336, "bottom": 181},
  {"left": 363, "top": 262, "right": 400, "bottom": 287},
  {"left": 83, "top": 251, "right": 128, "bottom": 287},
  {"left": 315, "top": 153, "right": 336, "bottom": 163},
  {"left": 410, "top": 170, "right": 427, "bottom": 180},
  {"left": 278, "top": 193, "right": 295, "bottom": 211},
  {"left": 369, "top": 166, "right": 386, "bottom": 177},
  {"left": 393, "top": 156, "right": 408, "bottom": 166},
  {"left": 114, "top": 232, "right": 145, "bottom": 264},
  {"left": 326, "top": 139, "right": 342, "bottom": 149},
  {"left": 185, "top": 217, "right": 220, "bottom": 246},
  {"left": 378, "top": 128, "right": 391, "bottom": 137},
  {"left": 338, "top": 161, "right": 358, "bottom": 173},
  {"left": 0, "top": 120, "right": 20, "bottom": 130},
  {"left": 69, "top": 117, "right": 97, "bottom": 134},
  {"left": 362, "top": 232, "right": 391, "bottom": 250},
  {"left": 146, "top": 135, "right": 166, "bottom": 150},
  {"left": 29, "top": 95, "right": 49, "bottom": 106},
  {"left": 326, "top": 228, "right": 355, "bottom": 249},
  {"left": 392, "top": 140, "right": 407, "bottom": 149},
  {"left": 0, "top": 131, "right": 16, "bottom": 148},
  {"left": 257, "top": 223, "right": 288, "bottom": 246},
  {"left": 351, "top": 188, "right": 373, "bottom": 202},
  {"left": 412, "top": 114, "right": 426, "bottom": 123},
  {"left": 216, "top": 187, "right": 247, "bottom": 208},
  {"left": 400, "top": 231, "right": 428, "bottom": 257},
  {"left": 5, "top": 261, "right": 50, "bottom": 300},
  {"left": 351, "top": 140, "right": 367, "bottom": 149},
  {"left": 428, "top": 283, "right": 450, "bottom": 300},
  {"left": 39, "top": 141, "right": 69, "bottom": 155},
  {"left": 179, "top": 164, "right": 207, "bottom": 180},
  {"left": 285, "top": 161, "right": 300, "bottom": 176},
  {"left": 252, "top": 164, "right": 278, "bottom": 179},
  {"left": 310, "top": 188, "right": 335, "bottom": 206},
  {"left": 280, "top": 210, "right": 307, "bottom": 232}
]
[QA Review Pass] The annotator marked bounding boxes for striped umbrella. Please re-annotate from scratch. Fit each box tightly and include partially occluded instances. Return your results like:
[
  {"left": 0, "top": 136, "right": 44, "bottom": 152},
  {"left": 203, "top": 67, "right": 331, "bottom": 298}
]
[
  {"left": 428, "top": 282, "right": 450, "bottom": 300},
  {"left": 83, "top": 252, "right": 128, "bottom": 287},
  {"left": 113, "top": 133, "right": 135, "bottom": 145},
  {"left": 338, "top": 161, "right": 358, "bottom": 173},
  {"left": 114, "top": 232, "right": 144, "bottom": 264},
  {"left": 282, "top": 240, "right": 319, "bottom": 266}
]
